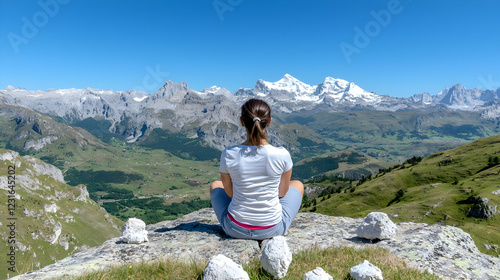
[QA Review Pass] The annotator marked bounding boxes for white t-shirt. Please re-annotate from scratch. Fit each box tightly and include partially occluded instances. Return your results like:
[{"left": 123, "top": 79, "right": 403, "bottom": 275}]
[{"left": 219, "top": 144, "right": 293, "bottom": 226}]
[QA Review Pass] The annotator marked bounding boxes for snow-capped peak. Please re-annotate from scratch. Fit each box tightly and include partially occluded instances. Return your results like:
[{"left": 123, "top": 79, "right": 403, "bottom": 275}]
[
  {"left": 319, "top": 77, "right": 350, "bottom": 93},
  {"left": 4, "top": 85, "right": 27, "bottom": 92},
  {"left": 260, "top": 74, "right": 317, "bottom": 94},
  {"left": 199, "top": 85, "right": 233, "bottom": 100},
  {"left": 200, "top": 85, "right": 222, "bottom": 95},
  {"left": 314, "top": 77, "right": 379, "bottom": 103}
]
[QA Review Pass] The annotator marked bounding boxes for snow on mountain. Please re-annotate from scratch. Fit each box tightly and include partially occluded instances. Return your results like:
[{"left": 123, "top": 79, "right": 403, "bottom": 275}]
[
  {"left": 199, "top": 86, "right": 235, "bottom": 100},
  {"left": 134, "top": 96, "right": 148, "bottom": 102},
  {"left": 235, "top": 74, "right": 384, "bottom": 112},
  {"left": 316, "top": 77, "right": 381, "bottom": 103},
  {"left": 259, "top": 73, "right": 317, "bottom": 97},
  {"left": 2, "top": 76, "right": 500, "bottom": 146}
]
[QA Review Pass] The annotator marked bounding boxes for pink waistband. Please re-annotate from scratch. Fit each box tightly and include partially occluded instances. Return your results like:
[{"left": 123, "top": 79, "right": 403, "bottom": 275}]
[{"left": 227, "top": 213, "right": 276, "bottom": 230}]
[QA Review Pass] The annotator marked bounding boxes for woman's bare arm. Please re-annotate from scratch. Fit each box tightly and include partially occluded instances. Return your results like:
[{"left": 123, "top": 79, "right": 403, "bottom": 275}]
[
  {"left": 278, "top": 168, "right": 292, "bottom": 198},
  {"left": 220, "top": 172, "right": 233, "bottom": 198}
]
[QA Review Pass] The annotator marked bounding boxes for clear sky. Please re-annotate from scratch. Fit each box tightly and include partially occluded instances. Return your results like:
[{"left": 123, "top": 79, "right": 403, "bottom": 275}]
[{"left": 1, "top": 0, "right": 499, "bottom": 97}]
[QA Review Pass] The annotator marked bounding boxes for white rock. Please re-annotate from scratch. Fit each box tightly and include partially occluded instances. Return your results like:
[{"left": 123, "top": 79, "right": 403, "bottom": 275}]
[
  {"left": 260, "top": 236, "right": 292, "bottom": 279},
  {"left": 74, "top": 186, "right": 89, "bottom": 202},
  {"left": 120, "top": 218, "right": 148, "bottom": 244},
  {"left": 44, "top": 203, "right": 59, "bottom": 213},
  {"left": 356, "top": 212, "right": 396, "bottom": 240},
  {"left": 0, "top": 150, "right": 19, "bottom": 161},
  {"left": 204, "top": 254, "right": 249, "bottom": 280},
  {"left": 50, "top": 222, "right": 62, "bottom": 245},
  {"left": 350, "top": 260, "right": 383, "bottom": 280},
  {"left": 303, "top": 267, "right": 333, "bottom": 280},
  {"left": 25, "top": 155, "right": 65, "bottom": 182}
]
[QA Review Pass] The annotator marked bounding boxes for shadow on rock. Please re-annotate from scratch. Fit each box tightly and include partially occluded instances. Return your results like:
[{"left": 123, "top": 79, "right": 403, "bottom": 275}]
[
  {"left": 345, "top": 236, "right": 377, "bottom": 244},
  {"left": 154, "top": 222, "right": 227, "bottom": 237}
]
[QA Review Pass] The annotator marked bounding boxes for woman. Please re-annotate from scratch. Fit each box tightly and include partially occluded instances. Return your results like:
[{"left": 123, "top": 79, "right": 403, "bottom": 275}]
[{"left": 210, "top": 98, "right": 304, "bottom": 240}]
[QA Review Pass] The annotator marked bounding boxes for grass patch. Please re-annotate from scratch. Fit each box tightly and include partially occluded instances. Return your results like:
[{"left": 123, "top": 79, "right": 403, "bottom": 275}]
[{"left": 65, "top": 246, "right": 437, "bottom": 280}]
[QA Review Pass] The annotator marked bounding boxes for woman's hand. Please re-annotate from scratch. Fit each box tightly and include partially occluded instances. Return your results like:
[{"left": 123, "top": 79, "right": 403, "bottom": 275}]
[
  {"left": 220, "top": 172, "right": 233, "bottom": 198},
  {"left": 278, "top": 168, "right": 292, "bottom": 197}
]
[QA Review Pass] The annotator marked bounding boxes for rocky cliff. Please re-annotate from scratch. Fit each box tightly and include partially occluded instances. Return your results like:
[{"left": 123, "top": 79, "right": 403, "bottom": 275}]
[
  {"left": 12, "top": 208, "right": 500, "bottom": 280},
  {"left": 0, "top": 149, "right": 122, "bottom": 279}
]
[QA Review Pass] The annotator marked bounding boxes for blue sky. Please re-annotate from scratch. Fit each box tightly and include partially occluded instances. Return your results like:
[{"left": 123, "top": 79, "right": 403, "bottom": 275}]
[{"left": 1, "top": 0, "right": 499, "bottom": 97}]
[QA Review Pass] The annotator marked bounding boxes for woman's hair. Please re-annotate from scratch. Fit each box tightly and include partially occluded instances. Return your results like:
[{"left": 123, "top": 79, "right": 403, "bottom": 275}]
[{"left": 241, "top": 99, "right": 271, "bottom": 146}]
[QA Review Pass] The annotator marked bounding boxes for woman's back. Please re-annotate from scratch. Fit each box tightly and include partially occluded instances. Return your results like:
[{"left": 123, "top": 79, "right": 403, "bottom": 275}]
[
  {"left": 210, "top": 98, "right": 303, "bottom": 240},
  {"left": 220, "top": 144, "right": 293, "bottom": 226}
]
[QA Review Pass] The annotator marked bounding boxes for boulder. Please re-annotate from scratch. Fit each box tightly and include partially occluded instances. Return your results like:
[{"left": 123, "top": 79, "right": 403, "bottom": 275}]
[
  {"left": 260, "top": 236, "right": 292, "bottom": 279},
  {"left": 356, "top": 212, "right": 396, "bottom": 240},
  {"left": 204, "top": 254, "right": 249, "bottom": 280},
  {"left": 303, "top": 267, "right": 333, "bottom": 280},
  {"left": 466, "top": 197, "right": 497, "bottom": 219},
  {"left": 350, "top": 260, "right": 383, "bottom": 280},
  {"left": 120, "top": 218, "right": 148, "bottom": 244}
]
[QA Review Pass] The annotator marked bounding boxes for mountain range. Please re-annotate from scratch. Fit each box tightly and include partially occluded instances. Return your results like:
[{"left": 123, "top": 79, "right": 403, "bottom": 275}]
[{"left": 1, "top": 75, "right": 500, "bottom": 163}]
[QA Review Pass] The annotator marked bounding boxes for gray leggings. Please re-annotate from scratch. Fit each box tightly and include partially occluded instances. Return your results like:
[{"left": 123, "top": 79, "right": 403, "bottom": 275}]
[{"left": 210, "top": 187, "right": 302, "bottom": 240}]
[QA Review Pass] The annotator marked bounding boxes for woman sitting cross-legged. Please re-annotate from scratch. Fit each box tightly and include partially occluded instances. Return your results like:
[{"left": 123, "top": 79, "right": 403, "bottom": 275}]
[{"left": 210, "top": 98, "right": 304, "bottom": 240}]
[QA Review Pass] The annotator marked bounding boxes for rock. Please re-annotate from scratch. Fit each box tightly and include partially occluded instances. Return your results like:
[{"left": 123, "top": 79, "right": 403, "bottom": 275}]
[
  {"left": 484, "top": 244, "right": 499, "bottom": 252},
  {"left": 25, "top": 155, "right": 65, "bottom": 183},
  {"left": 356, "top": 212, "right": 396, "bottom": 240},
  {"left": 458, "top": 196, "right": 498, "bottom": 219},
  {"left": 260, "top": 236, "right": 292, "bottom": 279},
  {"left": 0, "top": 150, "right": 19, "bottom": 161},
  {"left": 350, "top": 260, "right": 383, "bottom": 280},
  {"left": 204, "top": 254, "right": 249, "bottom": 280},
  {"left": 44, "top": 203, "right": 59, "bottom": 213},
  {"left": 303, "top": 267, "right": 333, "bottom": 280},
  {"left": 74, "top": 186, "right": 90, "bottom": 202},
  {"left": 120, "top": 218, "right": 148, "bottom": 244},
  {"left": 469, "top": 198, "right": 497, "bottom": 219},
  {"left": 11, "top": 208, "right": 500, "bottom": 280}
]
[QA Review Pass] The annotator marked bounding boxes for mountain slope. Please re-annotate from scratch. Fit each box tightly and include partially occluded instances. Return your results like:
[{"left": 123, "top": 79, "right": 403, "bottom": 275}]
[
  {"left": 0, "top": 149, "right": 122, "bottom": 279},
  {"left": 278, "top": 109, "right": 500, "bottom": 162},
  {"left": 310, "top": 134, "right": 500, "bottom": 256},
  {"left": 293, "top": 149, "right": 394, "bottom": 180},
  {"left": 0, "top": 104, "right": 108, "bottom": 156}
]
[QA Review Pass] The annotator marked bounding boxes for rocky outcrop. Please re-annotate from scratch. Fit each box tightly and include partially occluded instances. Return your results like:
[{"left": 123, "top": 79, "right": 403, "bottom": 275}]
[
  {"left": 457, "top": 196, "right": 498, "bottom": 219},
  {"left": 0, "top": 149, "right": 122, "bottom": 279},
  {"left": 12, "top": 208, "right": 500, "bottom": 280}
]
